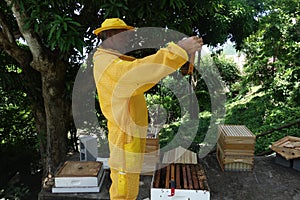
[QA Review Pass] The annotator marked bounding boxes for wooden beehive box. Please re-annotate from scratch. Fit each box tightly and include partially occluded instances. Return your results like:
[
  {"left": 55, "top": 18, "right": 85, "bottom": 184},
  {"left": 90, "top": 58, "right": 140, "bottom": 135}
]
[
  {"left": 142, "top": 133, "right": 160, "bottom": 175},
  {"left": 52, "top": 161, "right": 105, "bottom": 193},
  {"left": 270, "top": 136, "right": 300, "bottom": 160},
  {"left": 217, "top": 125, "right": 256, "bottom": 171},
  {"left": 151, "top": 163, "right": 210, "bottom": 200},
  {"left": 217, "top": 143, "right": 254, "bottom": 171}
]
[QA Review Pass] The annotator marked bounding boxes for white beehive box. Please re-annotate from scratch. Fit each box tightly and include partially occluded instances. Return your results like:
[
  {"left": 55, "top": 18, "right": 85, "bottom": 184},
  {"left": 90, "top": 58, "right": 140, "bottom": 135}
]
[
  {"left": 151, "top": 163, "right": 210, "bottom": 200},
  {"left": 52, "top": 161, "right": 105, "bottom": 193}
]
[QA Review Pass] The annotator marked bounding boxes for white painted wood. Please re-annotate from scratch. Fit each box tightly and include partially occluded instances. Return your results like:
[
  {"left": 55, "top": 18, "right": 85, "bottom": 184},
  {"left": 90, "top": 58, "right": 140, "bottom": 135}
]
[
  {"left": 151, "top": 188, "right": 210, "bottom": 200},
  {"left": 54, "top": 167, "right": 104, "bottom": 187},
  {"left": 52, "top": 171, "right": 105, "bottom": 193}
]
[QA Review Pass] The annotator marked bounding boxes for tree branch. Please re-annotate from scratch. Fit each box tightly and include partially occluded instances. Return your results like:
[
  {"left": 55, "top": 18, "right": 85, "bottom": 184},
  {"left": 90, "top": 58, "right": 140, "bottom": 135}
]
[
  {"left": 0, "top": 11, "right": 15, "bottom": 43},
  {"left": 0, "top": 1, "right": 31, "bottom": 64},
  {"left": 0, "top": 31, "right": 32, "bottom": 65},
  {"left": 5, "top": 0, "right": 44, "bottom": 63},
  {"left": 256, "top": 119, "right": 300, "bottom": 138}
]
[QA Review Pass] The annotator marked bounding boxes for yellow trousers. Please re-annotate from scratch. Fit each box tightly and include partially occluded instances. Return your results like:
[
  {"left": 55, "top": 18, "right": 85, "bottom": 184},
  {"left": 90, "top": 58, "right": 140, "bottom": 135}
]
[{"left": 110, "top": 168, "right": 140, "bottom": 200}]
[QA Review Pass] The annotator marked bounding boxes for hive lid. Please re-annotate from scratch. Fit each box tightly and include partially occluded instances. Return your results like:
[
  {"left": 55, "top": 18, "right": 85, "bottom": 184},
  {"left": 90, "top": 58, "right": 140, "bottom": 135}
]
[
  {"left": 271, "top": 136, "right": 300, "bottom": 160},
  {"left": 219, "top": 125, "right": 255, "bottom": 137},
  {"left": 55, "top": 161, "right": 103, "bottom": 177}
]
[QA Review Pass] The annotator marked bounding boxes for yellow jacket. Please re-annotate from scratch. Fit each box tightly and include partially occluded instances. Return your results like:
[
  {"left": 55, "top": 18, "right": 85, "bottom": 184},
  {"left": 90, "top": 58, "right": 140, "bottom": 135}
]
[{"left": 93, "top": 42, "right": 188, "bottom": 173}]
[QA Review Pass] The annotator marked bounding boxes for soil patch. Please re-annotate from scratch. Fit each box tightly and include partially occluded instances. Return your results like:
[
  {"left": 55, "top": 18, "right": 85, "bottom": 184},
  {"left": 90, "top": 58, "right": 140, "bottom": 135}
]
[
  {"left": 201, "top": 153, "right": 300, "bottom": 200},
  {"left": 36, "top": 153, "right": 300, "bottom": 200}
]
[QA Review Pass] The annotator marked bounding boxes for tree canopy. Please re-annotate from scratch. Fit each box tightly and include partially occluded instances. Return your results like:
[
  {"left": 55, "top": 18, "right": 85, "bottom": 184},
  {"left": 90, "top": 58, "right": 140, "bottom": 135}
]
[
  {"left": 0, "top": 0, "right": 262, "bottom": 174},
  {"left": 242, "top": 0, "right": 300, "bottom": 106},
  {"left": 2, "top": 1, "right": 299, "bottom": 198}
]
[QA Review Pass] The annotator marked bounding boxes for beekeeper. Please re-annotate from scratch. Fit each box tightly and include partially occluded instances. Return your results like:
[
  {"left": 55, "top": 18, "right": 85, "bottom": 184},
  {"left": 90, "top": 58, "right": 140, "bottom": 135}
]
[{"left": 93, "top": 18, "right": 203, "bottom": 200}]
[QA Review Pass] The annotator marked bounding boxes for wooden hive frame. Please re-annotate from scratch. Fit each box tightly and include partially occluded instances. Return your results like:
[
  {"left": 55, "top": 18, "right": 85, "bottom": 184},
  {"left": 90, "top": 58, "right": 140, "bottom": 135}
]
[{"left": 151, "top": 163, "right": 210, "bottom": 199}]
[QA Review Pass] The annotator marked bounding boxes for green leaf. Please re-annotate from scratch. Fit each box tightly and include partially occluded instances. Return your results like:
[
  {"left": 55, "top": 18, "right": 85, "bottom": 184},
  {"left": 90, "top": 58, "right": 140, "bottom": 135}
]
[
  {"left": 63, "top": 22, "right": 67, "bottom": 31},
  {"left": 48, "top": 25, "right": 57, "bottom": 41},
  {"left": 68, "top": 21, "right": 81, "bottom": 27},
  {"left": 56, "top": 28, "right": 62, "bottom": 40},
  {"left": 54, "top": 14, "right": 63, "bottom": 21}
]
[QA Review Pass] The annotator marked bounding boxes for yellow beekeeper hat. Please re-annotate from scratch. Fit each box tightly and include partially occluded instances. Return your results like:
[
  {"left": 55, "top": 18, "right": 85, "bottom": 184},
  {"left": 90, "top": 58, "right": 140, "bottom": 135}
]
[{"left": 93, "top": 18, "right": 134, "bottom": 35}]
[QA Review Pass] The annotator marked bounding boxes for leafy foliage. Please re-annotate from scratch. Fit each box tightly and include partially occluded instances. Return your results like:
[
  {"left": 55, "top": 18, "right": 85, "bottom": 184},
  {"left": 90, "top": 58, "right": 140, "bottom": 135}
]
[
  {"left": 1, "top": 1, "right": 299, "bottom": 198},
  {"left": 242, "top": 0, "right": 300, "bottom": 107},
  {"left": 226, "top": 0, "right": 300, "bottom": 152},
  {"left": 47, "top": 15, "right": 83, "bottom": 53},
  {"left": 226, "top": 93, "right": 300, "bottom": 153},
  {"left": 21, "top": 0, "right": 87, "bottom": 56},
  {"left": 98, "top": 0, "right": 262, "bottom": 47},
  {"left": 0, "top": 87, "right": 40, "bottom": 193}
]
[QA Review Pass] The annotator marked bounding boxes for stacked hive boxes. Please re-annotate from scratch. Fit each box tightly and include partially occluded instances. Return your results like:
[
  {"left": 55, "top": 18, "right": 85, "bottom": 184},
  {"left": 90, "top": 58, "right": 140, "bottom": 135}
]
[
  {"left": 217, "top": 125, "right": 256, "bottom": 171},
  {"left": 52, "top": 161, "right": 105, "bottom": 193}
]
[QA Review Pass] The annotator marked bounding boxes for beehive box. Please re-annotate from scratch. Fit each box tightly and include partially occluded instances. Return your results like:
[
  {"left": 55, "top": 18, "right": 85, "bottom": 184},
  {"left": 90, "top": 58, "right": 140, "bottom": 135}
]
[
  {"left": 142, "top": 133, "right": 160, "bottom": 175},
  {"left": 270, "top": 136, "right": 300, "bottom": 160},
  {"left": 151, "top": 163, "right": 210, "bottom": 200},
  {"left": 217, "top": 143, "right": 254, "bottom": 171},
  {"left": 217, "top": 125, "right": 256, "bottom": 171},
  {"left": 52, "top": 161, "right": 105, "bottom": 193}
]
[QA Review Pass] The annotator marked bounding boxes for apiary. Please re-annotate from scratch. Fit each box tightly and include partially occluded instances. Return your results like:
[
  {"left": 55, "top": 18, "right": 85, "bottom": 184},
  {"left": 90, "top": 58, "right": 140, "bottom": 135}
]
[
  {"left": 151, "top": 163, "right": 210, "bottom": 200},
  {"left": 52, "top": 161, "right": 105, "bottom": 193},
  {"left": 217, "top": 125, "right": 256, "bottom": 171}
]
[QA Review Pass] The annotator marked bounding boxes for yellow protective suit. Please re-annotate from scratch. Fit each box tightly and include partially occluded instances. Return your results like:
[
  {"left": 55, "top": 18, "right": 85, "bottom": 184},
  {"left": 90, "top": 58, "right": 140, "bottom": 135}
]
[{"left": 93, "top": 42, "right": 188, "bottom": 200}]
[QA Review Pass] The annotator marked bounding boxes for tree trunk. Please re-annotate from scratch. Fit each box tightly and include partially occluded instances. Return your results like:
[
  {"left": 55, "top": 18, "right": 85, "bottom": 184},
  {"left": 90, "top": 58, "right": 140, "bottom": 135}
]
[
  {"left": 40, "top": 63, "right": 68, "bottom": 174},
  {"left": 3, "top": 0, "right": 70, "bottom": 177},
  {"left": 23, "top": 59, "right": 70, "bottom": 175}
]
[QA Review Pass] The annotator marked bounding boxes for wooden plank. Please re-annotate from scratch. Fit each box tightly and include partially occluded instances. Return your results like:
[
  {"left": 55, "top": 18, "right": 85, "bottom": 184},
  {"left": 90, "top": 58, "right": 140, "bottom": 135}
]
[
  {"left": 146, "top": 139, "right": 159, "bottom": 146},
  {"left": 154, "top": 168, "right": 161, "bottom": 188},
  {"left": 162, "top": 146, "right": 197, "bottom": 164},
  {"left": 222, "top": 149, "right": 254, "bottom": 156},
  {"left": 195, "top": 164, "right": 205, "bottom": 190},
  {"left": 165, "top": 165, "right": 170, "bottom": 189},
  {"left": 55, "top": 161, "right": 102, "bottom": 177},
  {"left": 170, "top": 164, "right": 175, "bottom": 189},
  {"left": 191, "top": 164, "right": 199, "bottom": 190},
  {"left": 186, "top": 165, "right": 194, "bottom": 189},
  {"left": 170, "top": 164, "right": 175, "bottom": 181},
  {"left": 182, "top": 165, "right": 188, "bottom": 189},
  {"left": 218, "top": 139, "right": 255, "bottom": 150},
  {"left": 216, "top": 147, "right": 225, "bottom": 171},
  {"left": 145, "top": 146, "right": 159, "bottom": 153},
  {"left": 175, "top": 164, "right": 181, "bottom": 189}
]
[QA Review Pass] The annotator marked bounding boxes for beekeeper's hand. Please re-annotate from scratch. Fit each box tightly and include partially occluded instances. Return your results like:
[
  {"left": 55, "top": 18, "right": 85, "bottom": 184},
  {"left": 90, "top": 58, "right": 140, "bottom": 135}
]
[{"left": 177, "top": 36, "right": 203, "bottom": 55}]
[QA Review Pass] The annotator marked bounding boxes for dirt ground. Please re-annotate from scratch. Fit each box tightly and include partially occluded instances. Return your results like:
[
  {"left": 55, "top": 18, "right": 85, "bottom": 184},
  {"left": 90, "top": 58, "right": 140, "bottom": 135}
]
[
  {"left": 201, "top": 153, "right": 300, "bottom": 200},
  {"left": 36, "top": 152, "right": 300, "bottom": 200},
  {"left": 136, "top": 153, "right": 300, "bottom": 200}
]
